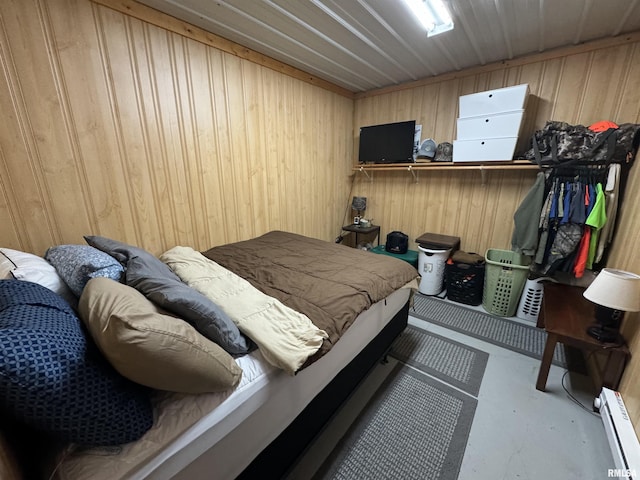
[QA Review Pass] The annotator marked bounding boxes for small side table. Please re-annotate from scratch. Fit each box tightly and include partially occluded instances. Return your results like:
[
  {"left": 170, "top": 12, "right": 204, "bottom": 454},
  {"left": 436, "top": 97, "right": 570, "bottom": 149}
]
[
  {"left": 535, "top": 283, "right": 630, "bottom": 392},
  {"left": 341, "top": 224, "right": 381, "bottom": 247}
]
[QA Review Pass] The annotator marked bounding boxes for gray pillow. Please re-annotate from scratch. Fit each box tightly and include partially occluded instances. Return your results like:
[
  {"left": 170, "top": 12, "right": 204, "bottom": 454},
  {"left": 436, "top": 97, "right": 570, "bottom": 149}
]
[
  {"left": 44, "top": 245, "right": 124, "bottom": 297},
  {"left": 83, "top": 236, "right": 251, "bottom": 355}
]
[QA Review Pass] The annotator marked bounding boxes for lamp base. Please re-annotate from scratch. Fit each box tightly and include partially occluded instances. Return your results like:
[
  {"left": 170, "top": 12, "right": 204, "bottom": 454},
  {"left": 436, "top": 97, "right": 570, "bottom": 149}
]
[{"left": 587, "top": 325, "right": 622, "bottom": 344}]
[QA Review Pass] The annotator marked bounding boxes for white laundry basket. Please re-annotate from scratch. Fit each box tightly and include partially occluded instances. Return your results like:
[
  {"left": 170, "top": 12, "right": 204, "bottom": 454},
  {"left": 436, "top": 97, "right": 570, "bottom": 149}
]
[
  {"left": 516, "top": 277, "right": 551, "bottom": 323},
  {"left": 418, "top": 246, "right": 451, "bottom": 295}
]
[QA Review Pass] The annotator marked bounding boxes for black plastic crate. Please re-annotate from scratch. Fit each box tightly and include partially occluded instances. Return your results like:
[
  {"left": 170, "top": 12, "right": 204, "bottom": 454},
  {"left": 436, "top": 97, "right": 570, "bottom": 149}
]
[{"left": 445, "top": 261, "right": 485, "bottom": 306}]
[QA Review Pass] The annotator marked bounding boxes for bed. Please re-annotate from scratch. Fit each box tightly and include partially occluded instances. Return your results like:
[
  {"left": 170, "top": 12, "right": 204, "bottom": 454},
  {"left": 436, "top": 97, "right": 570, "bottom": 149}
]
[{"left": 0, "top": 231, "right": 417, "bottom": 479}]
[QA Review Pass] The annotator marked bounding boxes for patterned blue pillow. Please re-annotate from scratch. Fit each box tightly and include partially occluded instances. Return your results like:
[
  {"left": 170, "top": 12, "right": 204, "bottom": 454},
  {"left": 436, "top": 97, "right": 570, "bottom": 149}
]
[
  {"left": 0, "top": 280, "right": 153, "bottom": 446},
  {"left": 45, "top": 245, "right": 124, "bottom": 297}
]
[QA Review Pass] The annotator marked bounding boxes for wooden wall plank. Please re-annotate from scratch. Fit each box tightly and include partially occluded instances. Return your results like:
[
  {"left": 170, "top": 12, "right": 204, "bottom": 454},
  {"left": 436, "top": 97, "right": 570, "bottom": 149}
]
[
  {"left": 0, "top": 0, "right": 94, "bottom": 254},
  {"left": 616, "top": 44, "right": 640, "bottom": 122},
  {"left": 95, "top": 8, "right": 162, "bottom": 248},
  {"left": 0, "top": 0, "right": 354, "bottom": 255},
  {"left": 46, "top": 1, "right": 139, "bottom": 244},
  {"left": 91, "top": 0, "right": 354, "bottom": 99}
]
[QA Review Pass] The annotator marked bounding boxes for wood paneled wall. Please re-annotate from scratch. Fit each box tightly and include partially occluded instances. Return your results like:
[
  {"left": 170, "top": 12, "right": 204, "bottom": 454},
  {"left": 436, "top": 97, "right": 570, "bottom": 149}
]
[
  {"left": 353, "top": 41, "right": 640, "bottom": 254},
  {"left": 354, "top": 39, "right": 640, "bottom": 429},
  {"left": 613, "top": 159, "right": 640, "bottom": 428},
  {"left": 0, "top": 0, "right": 353, "bottom": 256}
]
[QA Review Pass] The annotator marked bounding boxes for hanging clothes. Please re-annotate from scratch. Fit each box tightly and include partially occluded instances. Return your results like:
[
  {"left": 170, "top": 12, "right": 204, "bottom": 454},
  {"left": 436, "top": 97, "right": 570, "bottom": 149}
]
[
  {"left": 595, "top": 164, "right": 621, "bottom": 263},
  {"left": 585, "top": 183, "right": 607, "bottom": 269},
  {"left": 543, "top": 223, "right": 582, "bottom": 274},
  {"left": 511, "top": 172, "right": 546, "bottom": 255},
  {"left": 568, "top": 181, "right": 587, "bottom": 224},
  {"left": 534, "top": 185, "right": 554, "bottom": 265},
  {"left": 517, "top": 160, "right": 624, "bottom": 279},
  {"left": 573, "top": 227, "right": 591, "bottom": 278},
  {"left": 536, "top": 166, "right": 609, "bottom": 274}
]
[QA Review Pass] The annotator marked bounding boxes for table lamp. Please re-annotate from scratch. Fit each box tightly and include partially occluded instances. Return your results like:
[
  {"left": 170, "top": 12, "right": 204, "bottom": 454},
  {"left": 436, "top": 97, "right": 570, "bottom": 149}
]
[
  {"left": 583, "top": 268, "right": 640, "bottom": 343},
  {"left": 351, "top": 196, "right": 367, "bottom": 225}
]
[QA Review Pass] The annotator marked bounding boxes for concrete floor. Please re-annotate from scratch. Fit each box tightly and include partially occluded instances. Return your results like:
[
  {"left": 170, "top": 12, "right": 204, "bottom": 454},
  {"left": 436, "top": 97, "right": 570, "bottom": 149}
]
[{"left": 286, "top": 309, "right": 614, "bottom": 480}]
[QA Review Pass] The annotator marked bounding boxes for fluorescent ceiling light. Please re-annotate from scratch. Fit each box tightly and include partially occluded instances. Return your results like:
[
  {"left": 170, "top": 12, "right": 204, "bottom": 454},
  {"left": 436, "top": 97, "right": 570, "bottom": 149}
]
[{"left": 403, "top": 0, "right": 454, "bottom": 37}]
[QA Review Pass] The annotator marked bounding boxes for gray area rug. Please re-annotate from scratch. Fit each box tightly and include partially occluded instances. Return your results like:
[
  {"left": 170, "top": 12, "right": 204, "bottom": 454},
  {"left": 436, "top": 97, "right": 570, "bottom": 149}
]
[
  {"left": 411, "top": 293, "right": 568, "bottom": 367},
  {"left": 315, "top": 364, "right": 476, "bottom": 480},
  {"left": 390, "top": 324, "right": 488, "bottom": 396}
]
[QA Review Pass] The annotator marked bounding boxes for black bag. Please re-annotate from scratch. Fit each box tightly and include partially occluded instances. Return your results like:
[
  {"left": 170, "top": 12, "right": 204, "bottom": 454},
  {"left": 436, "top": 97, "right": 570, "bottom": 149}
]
[
  {"left": 523, "top": 121, "right": 640, "bottom": 167},
  {"left": 385, "top": 231, "right": 409, "bottom": 254},
  {"left": 525, "top": 121, "right": 616, "bottom": 166}
]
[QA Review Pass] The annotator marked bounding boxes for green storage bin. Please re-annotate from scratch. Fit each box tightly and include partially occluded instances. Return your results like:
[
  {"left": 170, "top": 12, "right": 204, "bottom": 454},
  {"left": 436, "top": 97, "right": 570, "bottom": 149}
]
[
  {"left": 371, "top": 245, "right": 418, "bottom": 268},
  {"left": 482, "top": 249, "right": 531, "bottom": 317}
]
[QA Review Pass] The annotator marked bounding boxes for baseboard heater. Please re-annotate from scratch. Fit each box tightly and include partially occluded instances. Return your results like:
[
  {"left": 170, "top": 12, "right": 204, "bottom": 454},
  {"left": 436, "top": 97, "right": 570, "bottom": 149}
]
[{"left": 596, "top": 388, "right": 640, "bottom": 478}]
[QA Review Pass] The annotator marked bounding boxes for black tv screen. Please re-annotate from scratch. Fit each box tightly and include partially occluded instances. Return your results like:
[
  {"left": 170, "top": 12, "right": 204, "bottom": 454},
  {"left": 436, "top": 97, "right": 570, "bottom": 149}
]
[{"left": 358, "top": 120, "right": 416, "bottom": 164}]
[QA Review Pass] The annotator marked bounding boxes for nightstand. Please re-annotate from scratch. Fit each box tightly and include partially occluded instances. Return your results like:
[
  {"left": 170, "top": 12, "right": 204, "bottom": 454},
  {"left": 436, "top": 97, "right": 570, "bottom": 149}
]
[
  {"left": 535, "top": 283, "right": 630, "bottom": 392},
  {"left": 341, "top": 224, "right": 381, "bottom": 248}
]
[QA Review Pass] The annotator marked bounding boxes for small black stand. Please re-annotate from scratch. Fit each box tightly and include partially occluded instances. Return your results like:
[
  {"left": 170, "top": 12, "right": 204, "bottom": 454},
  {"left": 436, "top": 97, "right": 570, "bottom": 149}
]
[{"left": 341, "top": 224, "right": 381, "bottom": 247}]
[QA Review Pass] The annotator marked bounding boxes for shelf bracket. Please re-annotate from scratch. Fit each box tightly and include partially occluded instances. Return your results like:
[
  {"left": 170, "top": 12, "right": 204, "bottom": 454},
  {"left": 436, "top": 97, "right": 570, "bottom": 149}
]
[
  {"left": 408, "top": 165, "right": 418, "bottom": 183},
  {"left": 358, "top": 166, "right": 372, "bottom": 181},
  {"left": 480, "top": 165, "right": 487, "bottom": 185}
]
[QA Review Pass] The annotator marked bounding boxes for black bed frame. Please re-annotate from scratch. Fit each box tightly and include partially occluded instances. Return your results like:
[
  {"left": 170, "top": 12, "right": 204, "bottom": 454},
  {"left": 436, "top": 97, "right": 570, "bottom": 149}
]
[{"left": 237, "top": 299, "right": 410, "bottom": 479}]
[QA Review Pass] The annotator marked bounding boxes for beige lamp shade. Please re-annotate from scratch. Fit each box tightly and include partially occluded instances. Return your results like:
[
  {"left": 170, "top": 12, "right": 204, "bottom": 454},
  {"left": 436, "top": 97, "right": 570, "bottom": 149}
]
[{"left": 583, "top": 268, "right": 640, "bottom": 312}]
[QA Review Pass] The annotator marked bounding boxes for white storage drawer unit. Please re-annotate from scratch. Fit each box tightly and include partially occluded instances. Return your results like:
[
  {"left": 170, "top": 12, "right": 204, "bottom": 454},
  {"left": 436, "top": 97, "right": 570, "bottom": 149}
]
[
  {"left": 453, "top": 137, "right": 518, "bottom": 162},
  {"left": 456, "top": 110, "right": 525, "bottom": 140},
  {"left": 459, "top": 84, "right": 529, "bottom": 118}
]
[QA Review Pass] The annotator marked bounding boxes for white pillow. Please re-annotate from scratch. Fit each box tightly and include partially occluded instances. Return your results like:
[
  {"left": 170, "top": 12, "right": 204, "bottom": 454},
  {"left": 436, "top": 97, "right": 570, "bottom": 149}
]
[{"left": 0, "top": 248, "right": 75, "bottom": 303}]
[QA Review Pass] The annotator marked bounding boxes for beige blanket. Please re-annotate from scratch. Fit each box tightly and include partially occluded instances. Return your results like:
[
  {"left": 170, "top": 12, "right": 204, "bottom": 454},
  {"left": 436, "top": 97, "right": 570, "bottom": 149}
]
[{"left": 160, "top": 246, "right": 328, "bottom": 375}]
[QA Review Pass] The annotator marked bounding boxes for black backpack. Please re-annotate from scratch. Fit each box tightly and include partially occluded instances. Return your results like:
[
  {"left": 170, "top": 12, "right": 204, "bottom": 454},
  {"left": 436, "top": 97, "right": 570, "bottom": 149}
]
[
  {"left": 385, "top": 231, "right": 409, "bottom": 254},
  {"left": 523, "top": 121, "right": 640, "bottom": 167}
]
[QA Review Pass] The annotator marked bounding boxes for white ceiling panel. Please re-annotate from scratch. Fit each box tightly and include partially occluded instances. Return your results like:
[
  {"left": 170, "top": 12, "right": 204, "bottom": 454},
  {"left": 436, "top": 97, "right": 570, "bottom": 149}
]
[{"left": 137, "top": 0, "right": 640, "bottom": 93}]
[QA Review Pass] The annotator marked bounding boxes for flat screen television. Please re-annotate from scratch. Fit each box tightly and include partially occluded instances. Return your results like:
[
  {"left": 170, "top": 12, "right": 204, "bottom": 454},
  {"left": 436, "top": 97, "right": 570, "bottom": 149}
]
[{"left": 358, "top": 120, "right": 416, "bottom": 164}]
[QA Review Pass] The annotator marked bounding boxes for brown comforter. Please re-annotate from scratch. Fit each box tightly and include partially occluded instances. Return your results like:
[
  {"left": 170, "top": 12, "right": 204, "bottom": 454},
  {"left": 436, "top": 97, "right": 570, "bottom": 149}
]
[{"left": 203, "top": 231, "right": 418, "bottom": 358}]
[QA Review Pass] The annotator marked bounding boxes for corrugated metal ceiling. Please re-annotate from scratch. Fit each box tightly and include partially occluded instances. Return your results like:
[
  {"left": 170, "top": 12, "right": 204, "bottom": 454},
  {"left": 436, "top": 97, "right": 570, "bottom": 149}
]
[{"left": 137, "top": 0, "right": 640, "bottom": 93}]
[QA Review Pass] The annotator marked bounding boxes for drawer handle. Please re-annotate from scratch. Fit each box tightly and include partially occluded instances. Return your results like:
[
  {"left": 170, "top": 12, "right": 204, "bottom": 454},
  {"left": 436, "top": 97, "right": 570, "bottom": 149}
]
[
  {"left": 485, "top": 118, "right": 489, "bottom": 123},
  {"left": 481, "top": 141, "right": 485, "bottom": 145},
  {"left": 488, "top": 94, "right": 493, "bottom": 98}
]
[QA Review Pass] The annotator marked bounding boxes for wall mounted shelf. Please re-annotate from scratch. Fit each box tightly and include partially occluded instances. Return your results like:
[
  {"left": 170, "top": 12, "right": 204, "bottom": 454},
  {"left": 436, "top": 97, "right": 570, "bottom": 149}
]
[
  {"left": 353, "top": 160, "right": 540, "bottom": 183},
  {"left": 353, "top": 160, "right": 538, "bottom": 172}
]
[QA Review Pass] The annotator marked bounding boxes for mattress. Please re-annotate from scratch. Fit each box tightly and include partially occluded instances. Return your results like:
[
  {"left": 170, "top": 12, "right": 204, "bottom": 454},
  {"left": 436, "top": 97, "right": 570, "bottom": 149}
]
[{"left": 56, "top": 287, "right": 411, "bottom": 480}]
